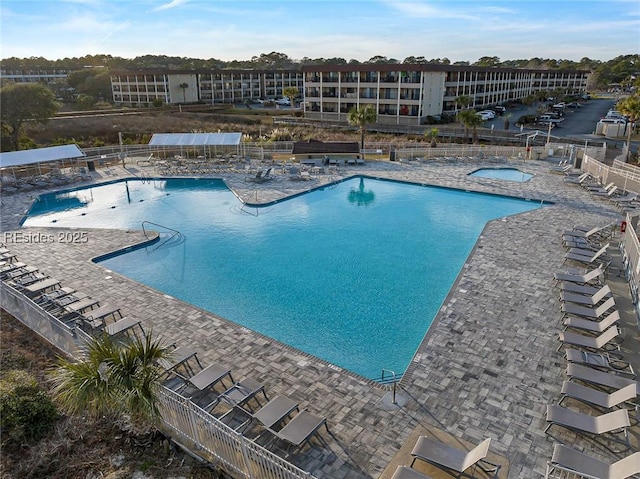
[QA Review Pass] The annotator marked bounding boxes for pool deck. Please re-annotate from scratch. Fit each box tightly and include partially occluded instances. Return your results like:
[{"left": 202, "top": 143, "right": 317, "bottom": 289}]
[{"left": 1, "top": 156, "right": 637, "bottom": 479}]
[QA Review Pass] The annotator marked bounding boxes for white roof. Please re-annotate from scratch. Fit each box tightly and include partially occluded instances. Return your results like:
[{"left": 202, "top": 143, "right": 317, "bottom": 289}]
[
  {"left": 0, "top": 144, "right": 86, "bottom": 169},
  {"left": 148, "top": 132, "right": 242, "bottom": 147}
]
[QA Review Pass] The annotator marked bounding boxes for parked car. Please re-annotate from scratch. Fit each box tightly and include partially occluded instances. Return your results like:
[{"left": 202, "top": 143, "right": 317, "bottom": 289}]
[
  {"left": 476, "top": 110, "right": 495, "bottom": 120},
  {"left": 492, "top": 106, "right": 506, "bottom": 114},
  {"left": 599, "top": 117, "right": 627, "bottom": 124},
  {"left": 275, "top": 98, "right": 291, "bottom": 106}
]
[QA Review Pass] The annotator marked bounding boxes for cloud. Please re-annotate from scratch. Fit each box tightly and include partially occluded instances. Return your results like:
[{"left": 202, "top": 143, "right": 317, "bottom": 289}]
[{"left": 154, "top": 0, "right": 189, "bottom": 12}]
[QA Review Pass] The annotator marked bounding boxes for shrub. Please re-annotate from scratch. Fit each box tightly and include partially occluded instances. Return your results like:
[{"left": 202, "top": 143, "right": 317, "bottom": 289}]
[
  {"left": 152, "top": 98, "right": 163, "bottom": 107},
  {"left": 0, "top": 370, "right": 58, "bottom": 446}
]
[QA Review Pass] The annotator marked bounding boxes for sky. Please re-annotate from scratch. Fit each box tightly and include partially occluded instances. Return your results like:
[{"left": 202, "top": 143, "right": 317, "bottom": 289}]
[{"left": 1, "top": 0, "right": 639, "bottom": 63}]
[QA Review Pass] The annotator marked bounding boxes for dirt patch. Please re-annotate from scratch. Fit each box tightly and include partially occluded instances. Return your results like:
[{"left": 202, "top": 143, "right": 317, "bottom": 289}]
[{"left": 0, "top": 310, "right": 221, "bottom": 479}]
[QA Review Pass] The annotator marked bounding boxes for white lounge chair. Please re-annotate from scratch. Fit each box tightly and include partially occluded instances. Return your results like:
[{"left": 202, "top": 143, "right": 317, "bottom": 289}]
[
  {"left": 545, "top": 405, "right": 631, "bottom": 451},
  {"left": 559, "top": 380, "right": 637, "bottom": 410},
  {"left": 561, "top": 296, "right": 616, "bottom": 320},
  {"left": 546, "top": 443, "right": 640, "bottom": 479},
  {"left": 410, "top": 436, "right": 500, "bottom": 478},
  {"left": 563, "top": 310, "right": 620, "bottom": 334},
  {"left": 554, "top": 266, "right": 605, "bottom": 286},
  {"left": 560, "top": 284, "right": 612, "bottom": 306},
  {"left": 566, "top": 363, "right": 637, "bottom": 392},
  {"left": 558, "top": 325, "right": 621, "bottom": 352},
  {"left": 564, "top": 243, "right": 610, "bottom": 265}
]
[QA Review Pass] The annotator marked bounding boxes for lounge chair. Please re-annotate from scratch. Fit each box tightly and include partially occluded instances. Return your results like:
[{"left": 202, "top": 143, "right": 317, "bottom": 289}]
[
  {"left": 559, "top": 282, "right": 610, "bottom": 296},
  {"left": 559, "top": 380, "right": 637, "bottom": 410},
  {"left": 546, "top": 443, "right": 640, "bottom": 479},
  {"left": 208, "top": 376, "right": 268, "bottom": 412},
  {"left": 235, "top": 394, "right": 299, "bottom": 432},
  {"left": 563, "top": 310, "right": 620, "bottom": 334},
  {"left": 592, "top": 185, "right": 618, "bottom": 197},
  {"left": 565, "top": 349, "right": 636, "bottom": 378},
  {"left": 611, "top": 192, "right": 638, "bottom": 204},
  {"left": 263, "top": 409, "right": 328, "bottom": 457},
  {"left": 562, "top": 224, "right": 613, "bottom": 240},
  {"left": 245, "top": 169, "right": 264, "bottom": 182},
  {"left": 564, "top": 243, "right": 610, "bottom": 265},
  {"left": 391, "top": 466, "right": 433, "bottom": 479},
  {"left": 410, "top": 436, "right": 500, "bottom": 479},
  {"left": 566, "top": 364, "right": 637, "bottom": 392},
  {"left": 586, "top": 181, "right": 615, "bottom": 193},
  {"left": 561, "top": 296, "right": 616, "bottom": 320},
  {"left": 545, "top": 405, "right": 631, "bottom": 451},
  {"left": 564, "top": 172, "right": 591, "bottom": 185},
  {"left": 554, "top": 266, "right": 605, "bottom": 286},
  {"left": 558, "top": 325, "right": 621, "bottom": 353},
  {"left": 560, "top": 284, "right": 612, "bottom": 306},
  {"left": 179, "top": 362, "right": 233, "bottom": 400}
]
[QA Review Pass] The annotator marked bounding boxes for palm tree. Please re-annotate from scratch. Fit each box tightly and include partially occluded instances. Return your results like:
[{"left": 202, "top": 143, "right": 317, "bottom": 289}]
[
  {"left": 347, "top": 105, "right": 377, "bottom": 153},
  {"left": 178, "top": 82, "right": 189, "bottom": 103},
  {"left": 454, "top": 95, "right": 473, "bottom": 112},
  {"left": 50, "top": 333, "right": 173, "bottom": 426},
  {"left": 457, "top": 109, "right": 484, "bottom": 144},
  {"left": 283, "top": 86, "right": 299, "bottom": 112},
  {"left": 426, "top": 127, "right": 439, "bottom": 147}
]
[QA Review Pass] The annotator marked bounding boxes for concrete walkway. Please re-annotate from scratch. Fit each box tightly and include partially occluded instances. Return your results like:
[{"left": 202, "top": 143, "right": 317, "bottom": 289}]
[{"left": 1, "top": 156, "right": 636, "bottom": 479}]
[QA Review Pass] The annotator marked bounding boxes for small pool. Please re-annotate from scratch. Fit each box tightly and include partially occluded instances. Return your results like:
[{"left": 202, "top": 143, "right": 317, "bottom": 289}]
[{"left": 469, "top": 168, "right": 533, "bottom": 182}]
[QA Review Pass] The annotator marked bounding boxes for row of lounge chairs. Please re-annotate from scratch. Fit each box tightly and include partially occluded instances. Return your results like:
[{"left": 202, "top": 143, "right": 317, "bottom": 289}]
[
  {"left": 159, "top": 347, "right": 329, "bottom": 459},
  {"left": 0, "top": 168, "right": 92, "bottom": 194},
  {"left": 544, "top": 224, "right": 640, "bottom": 478},
  {"left": 1, "top": 248, "right": 145, "bottom": 341},
  {"left": 564, "top": 172, "right": 638, "bottom": 208}
]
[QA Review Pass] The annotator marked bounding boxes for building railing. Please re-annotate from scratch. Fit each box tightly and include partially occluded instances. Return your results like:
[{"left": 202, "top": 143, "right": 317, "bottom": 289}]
[{"left": 0, "top": 280, "right": 314, "bottom": 479}]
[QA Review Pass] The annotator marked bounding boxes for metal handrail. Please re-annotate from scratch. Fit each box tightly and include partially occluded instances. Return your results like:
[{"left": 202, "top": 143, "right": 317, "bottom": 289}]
[
  {"left": 381, "top": 368, "right": 399, "bottom": 405},
  {"left": 141, "top": 220, "right": 183, "bottom": 239}
]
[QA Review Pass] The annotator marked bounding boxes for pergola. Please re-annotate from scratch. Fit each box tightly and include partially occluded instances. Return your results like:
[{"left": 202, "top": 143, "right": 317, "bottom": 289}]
[
  {"left": 148, "top": 132, "right": 243, "bottom": 159},
  {"left": 0, "top": 144, "right": 86, "bottom": 179}
]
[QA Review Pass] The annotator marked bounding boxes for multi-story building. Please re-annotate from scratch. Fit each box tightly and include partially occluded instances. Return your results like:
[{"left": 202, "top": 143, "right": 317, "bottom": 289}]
[
  {"left": 302, "top": 64, "right": 589, "bottom": 125},
  {"left": 109, "top": 64, "right": 589, "bottom": 125},
  {"left": 1, "top": 69, "right": 70, "bottom": 84},
  {"left": 110, "top": 69, "right": 303, "bottom": 106}
]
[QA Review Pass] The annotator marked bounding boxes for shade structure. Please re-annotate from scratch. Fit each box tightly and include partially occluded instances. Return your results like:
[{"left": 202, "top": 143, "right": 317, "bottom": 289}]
[
  {"left": 148, "top": 132, "right": 242, "bottom": 147},
  {"left": 0, "top": 144, "right": 86, "bottom": 169}
]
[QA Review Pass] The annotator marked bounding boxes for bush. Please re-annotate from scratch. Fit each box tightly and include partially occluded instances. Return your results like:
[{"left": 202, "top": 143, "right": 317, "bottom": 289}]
[{"left": 0, "top": 370, "right": 58, "bottom": 446}]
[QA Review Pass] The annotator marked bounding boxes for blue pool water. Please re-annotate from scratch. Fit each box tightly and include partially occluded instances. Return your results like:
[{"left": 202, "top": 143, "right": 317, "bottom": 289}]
[
  {"left": 469, "top": 168, "right": 533, "bottom": 182},
  {"left": 23, "top": 177, "right": 542, "bottom": 379}
]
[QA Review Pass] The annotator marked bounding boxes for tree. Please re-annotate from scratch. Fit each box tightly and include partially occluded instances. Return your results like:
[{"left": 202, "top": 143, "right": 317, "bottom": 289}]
[
  {"left": 0, "top": 83, "right": 58, "bottom": 151},
  {"left": 50, "top": 333, "right": 173, "bottom": 427},
  {"left": 347, "top": 105, "right": 377, "bottom": 152},
  {"left": 454, "top": 95, "right": 473, "bottom": 111},
  {"left": 457, "top": 109, "right": 484, "bottom": 144},
  {"left": 425, "top": 127, "right": 439, "bottom": 147},
  {"left": 617, "top": 94, "right": 640, "bottom": 161},
  {"left": 283, "top": 86, "right": 299, "bottom": 111},
  {"left": 178, "top": 82, "right": 189, "bottom": 103}
]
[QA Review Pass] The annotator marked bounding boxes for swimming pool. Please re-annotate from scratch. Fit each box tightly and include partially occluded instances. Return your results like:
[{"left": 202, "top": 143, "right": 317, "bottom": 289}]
[
  {"left": 23, "top": 177, "right": 542, "bottom": 379},
  {"left": 469, "top": 168, "right": 533, "bottom": 182}
]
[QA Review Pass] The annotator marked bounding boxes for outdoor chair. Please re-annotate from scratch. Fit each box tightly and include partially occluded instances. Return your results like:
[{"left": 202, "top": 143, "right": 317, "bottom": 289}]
[
  {"left": 560, "top": 284, "right": 612, "bottom": 306},
  {"left": 563, "top": 310, "right": 620, "bottom": 335},
  {"left": 564, "top": 349, "right": 635, "bottom": 378},
  {"left": 235, "top": 394, "right": 299, "bottom": 433},
  {"left": 391, "top": 466, "right": 433, "bottom": 479},
  {"left": 566, "top": 364, "right": 637, "bottom": 393},
  {"left": 561, "top": 296, "right": 616, "bottom": 320},
  {"left": 545, "top": 443, "right": 640, "bottom": 479},
  {"left": 558, "top": 380, "right": 637, "bottom": 411},
  {"left": 557, "top": 325, "right": 621, "bottom": 353},
  {"left": 545, "top": 405, "right": 631, "bottom": 452},
  {"left": 410, "top": 436, "right": 500, "bottom": 479},
  {"left": 564, "top": 243, "right": 611, "bottom": 266},
  {"left": 262, "top": 409, "right": 329, "bottom": 458}
]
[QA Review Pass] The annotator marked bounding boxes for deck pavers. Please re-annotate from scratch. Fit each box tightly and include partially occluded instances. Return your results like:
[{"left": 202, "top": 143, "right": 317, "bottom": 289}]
[{"left": 1, "top": 156, "right": 635, "bottom": 479}]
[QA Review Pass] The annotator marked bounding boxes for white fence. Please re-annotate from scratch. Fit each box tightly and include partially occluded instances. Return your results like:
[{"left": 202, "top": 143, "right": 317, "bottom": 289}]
[
  {"left": 0, "top": 280, "right": 314, "bottom": 479},
  {"left": 394, "top": 144, "right": 526, "bottom": 160},
  {"left": 581, "top": 156, "right": 640, "bottom": 194}
]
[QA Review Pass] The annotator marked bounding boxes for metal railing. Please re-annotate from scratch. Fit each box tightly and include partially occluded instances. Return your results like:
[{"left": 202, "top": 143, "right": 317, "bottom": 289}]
[{"left": 1, "top": 278, "right": 316, "bottom": 479}]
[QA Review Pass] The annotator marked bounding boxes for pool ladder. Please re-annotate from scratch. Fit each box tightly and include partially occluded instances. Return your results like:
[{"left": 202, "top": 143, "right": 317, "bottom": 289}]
[{"left": 380, "top": 369, "right": 400, "bottom": 405}]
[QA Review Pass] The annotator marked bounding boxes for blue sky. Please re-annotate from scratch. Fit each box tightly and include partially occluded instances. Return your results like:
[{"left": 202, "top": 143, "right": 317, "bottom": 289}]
[{"left": 1, "top": 0, "right": 638, "bottom": 63}]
